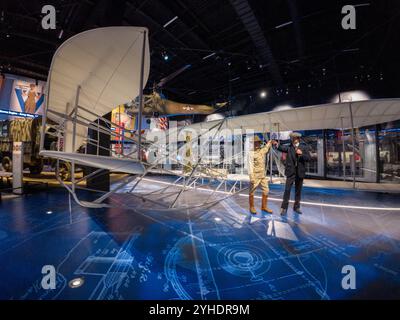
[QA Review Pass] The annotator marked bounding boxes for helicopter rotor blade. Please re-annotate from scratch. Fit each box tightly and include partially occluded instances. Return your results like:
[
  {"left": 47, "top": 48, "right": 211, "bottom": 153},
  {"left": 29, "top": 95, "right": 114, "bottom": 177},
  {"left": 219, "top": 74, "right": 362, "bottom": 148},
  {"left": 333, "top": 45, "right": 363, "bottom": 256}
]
[{"left": 157, "top": 64, "right": 191, "bottom": 88}]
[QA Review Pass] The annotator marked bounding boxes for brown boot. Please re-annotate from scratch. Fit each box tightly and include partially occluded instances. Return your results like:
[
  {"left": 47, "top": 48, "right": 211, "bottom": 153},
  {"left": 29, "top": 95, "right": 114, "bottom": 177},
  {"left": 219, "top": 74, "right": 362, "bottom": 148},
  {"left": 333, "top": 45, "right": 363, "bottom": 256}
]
[
  {"left": 249, "top": 194, "right": 257, "bottom": 214},
  {"left": 261, "top": 194, "right": 273, "bottom": 214}
]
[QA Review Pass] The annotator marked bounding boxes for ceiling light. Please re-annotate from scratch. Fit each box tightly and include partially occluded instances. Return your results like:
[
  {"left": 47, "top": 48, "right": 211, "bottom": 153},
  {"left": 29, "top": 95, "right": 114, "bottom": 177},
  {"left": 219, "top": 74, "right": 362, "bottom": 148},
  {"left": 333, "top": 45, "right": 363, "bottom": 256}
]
[
  {"left": 163, "top": 16, "right": 178, "bottom": 28},
  {"left": 259, "top": 90, "right": 267, "bottom": 98},
  {"left": 69, "top": 277, "right": 84, "bottom": 288},
  {"left": 342, "top": 48, "right": 359, "bottom": 53},
  {"left": 214, "top": 217, "right": 221, "bottom": 222},
  {"left": 203, "top": 52, "right": 216, "bottom": 60},
  {"left": 354, "top": 3, "right": 370, "bottom": 7},
  {"left": 46, "top": 210, "right": 53, "bottom": 215},
  {"left": 275, "top": 21, "right": 293, "bottom": 29}
]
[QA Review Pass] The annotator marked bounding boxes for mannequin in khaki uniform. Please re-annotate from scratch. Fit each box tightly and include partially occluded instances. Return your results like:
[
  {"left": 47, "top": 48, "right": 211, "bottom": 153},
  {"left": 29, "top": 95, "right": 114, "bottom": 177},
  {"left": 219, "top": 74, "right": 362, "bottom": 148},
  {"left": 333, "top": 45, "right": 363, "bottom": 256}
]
[
  {"left": 248, "top": 135, "right": 273, "bottom": 214},
  {"left": 24, "top": 84, "right": 37, "bottom": 114}
]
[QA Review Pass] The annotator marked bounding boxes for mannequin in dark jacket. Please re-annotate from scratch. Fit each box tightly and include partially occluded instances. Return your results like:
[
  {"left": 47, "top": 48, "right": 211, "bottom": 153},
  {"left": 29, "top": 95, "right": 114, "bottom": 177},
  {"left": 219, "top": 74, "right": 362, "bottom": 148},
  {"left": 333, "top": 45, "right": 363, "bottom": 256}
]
[{"left": 272, "top": 132, "right": 311, "bottom": 215}]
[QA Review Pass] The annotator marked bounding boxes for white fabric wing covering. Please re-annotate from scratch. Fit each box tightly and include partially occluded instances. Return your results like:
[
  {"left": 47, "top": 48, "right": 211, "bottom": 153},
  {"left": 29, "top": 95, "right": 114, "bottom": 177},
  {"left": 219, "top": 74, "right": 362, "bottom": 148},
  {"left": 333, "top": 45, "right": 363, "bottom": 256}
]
[
  {"left": 46, "top": 27, "right": 150, "bottom": 152},
  {"left": 41, "top": 151, "right": 145, "bottom": 175},
  {"left": 179, "top": 99, "right": 400, "bottom": 139}
]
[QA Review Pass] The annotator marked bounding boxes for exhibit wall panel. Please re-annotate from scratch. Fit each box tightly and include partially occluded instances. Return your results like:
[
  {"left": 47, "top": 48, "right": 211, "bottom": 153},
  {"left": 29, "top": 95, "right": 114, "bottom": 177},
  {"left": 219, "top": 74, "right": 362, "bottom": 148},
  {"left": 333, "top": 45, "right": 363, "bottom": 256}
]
[{"left": 0, "top": 73, "right": 45, "bottom": 120}]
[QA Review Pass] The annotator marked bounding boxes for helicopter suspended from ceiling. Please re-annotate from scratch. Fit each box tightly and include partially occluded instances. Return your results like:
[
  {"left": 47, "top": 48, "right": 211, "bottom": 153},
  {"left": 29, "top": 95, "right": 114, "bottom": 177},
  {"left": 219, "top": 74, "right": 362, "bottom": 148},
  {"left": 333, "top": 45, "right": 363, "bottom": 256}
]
[{"left": 129, "top": 64, "right": 227, "bottom": 116}]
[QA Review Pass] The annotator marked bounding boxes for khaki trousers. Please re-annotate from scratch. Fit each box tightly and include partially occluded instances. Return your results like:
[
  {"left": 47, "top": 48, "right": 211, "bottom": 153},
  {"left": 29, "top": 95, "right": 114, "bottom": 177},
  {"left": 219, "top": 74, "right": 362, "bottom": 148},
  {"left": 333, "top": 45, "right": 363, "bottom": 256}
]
[{"left": 249, "top": 177, "right": 269, "bottom": 195}]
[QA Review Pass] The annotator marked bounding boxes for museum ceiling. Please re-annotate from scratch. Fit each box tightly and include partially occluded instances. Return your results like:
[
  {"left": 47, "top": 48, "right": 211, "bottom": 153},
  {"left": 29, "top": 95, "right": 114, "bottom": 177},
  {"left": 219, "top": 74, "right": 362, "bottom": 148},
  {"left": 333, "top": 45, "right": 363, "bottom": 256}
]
[{"left": 0, "top": 0, "right": 399, "bottom": 113}]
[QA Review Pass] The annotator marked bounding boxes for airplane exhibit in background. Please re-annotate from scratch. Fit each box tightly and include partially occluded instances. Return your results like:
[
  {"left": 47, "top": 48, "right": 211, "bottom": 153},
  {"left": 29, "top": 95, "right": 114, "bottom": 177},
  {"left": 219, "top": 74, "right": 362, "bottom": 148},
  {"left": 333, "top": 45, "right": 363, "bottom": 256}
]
[
  {"left": 39, "top": 26, "right": 400, "bottom": 211},
  {"left": 129, "top": 62, "right": 227, "bottom": 116},
  {"left": 130, "top": 91, "right": 227, "bottom": 116}
]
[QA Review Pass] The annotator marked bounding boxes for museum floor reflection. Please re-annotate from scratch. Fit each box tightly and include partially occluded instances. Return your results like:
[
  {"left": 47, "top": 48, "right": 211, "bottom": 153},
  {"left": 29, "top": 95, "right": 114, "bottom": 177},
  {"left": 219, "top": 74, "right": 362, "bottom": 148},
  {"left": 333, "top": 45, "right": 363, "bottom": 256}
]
[{"left": 0, "top": 180, "right": 399, "bottom": 300}]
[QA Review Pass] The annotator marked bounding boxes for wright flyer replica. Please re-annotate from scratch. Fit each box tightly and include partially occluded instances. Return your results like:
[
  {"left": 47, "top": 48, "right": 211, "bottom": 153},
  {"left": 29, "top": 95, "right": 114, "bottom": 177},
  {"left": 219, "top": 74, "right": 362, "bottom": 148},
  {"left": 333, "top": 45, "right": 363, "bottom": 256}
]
[
  {"left": 39, "top": 26, "right": 248, "bottom": 211},
  {"left": 40, "top": 26, "right": 400, "bottom": 212}
]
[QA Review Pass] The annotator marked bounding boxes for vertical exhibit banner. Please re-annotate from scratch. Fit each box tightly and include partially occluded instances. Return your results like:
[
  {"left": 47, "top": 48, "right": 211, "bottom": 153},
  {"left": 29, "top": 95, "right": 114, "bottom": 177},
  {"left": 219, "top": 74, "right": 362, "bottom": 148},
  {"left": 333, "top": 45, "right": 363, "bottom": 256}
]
[
  {"left": 0, "top": 73, "right": 46, "bottom": 119},
  {"left": 10, "top": 78, "right": 46, "bottom": 115}
]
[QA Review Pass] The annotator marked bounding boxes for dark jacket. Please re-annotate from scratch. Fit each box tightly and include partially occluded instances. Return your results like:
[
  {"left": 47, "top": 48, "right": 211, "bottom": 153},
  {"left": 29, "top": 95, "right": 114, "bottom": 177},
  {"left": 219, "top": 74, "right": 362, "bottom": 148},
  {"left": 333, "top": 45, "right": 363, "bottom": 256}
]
[{"left": 276, "top": 142, "right": 311, "bottom": 178}]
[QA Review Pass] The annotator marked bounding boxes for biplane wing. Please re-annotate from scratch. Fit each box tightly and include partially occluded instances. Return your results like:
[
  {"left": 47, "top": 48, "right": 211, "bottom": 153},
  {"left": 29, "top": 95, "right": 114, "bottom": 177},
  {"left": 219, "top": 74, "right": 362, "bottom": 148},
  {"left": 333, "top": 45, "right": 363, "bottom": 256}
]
[
  {"left": 41, "top": 151, "right": 145, "bottom": 175},
  {"left": 174, "top": 99, "right": 400, "bottom": 141}
]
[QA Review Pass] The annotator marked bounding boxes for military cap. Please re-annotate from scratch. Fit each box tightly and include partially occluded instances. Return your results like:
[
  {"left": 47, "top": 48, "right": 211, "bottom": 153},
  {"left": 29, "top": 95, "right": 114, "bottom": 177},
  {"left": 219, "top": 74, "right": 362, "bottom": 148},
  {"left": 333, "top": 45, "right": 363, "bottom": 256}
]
[{"left": 289, "top": 132, "right": 302, "bottom": 139}]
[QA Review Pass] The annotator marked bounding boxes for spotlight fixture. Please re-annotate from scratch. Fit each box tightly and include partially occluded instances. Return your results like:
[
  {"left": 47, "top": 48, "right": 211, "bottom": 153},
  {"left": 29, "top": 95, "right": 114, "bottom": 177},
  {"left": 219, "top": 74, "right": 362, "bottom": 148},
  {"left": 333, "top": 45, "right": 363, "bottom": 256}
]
[
  {"left": 259, "top": 90, "right": 267, "bottom": 98},
  {"left": 69, "top": 277, "right": 85, "bottom": 288},
  {"left": 46, "top": 211, "right": 53, "bottom": 215},
  {"left": 161, "top": 51, "right": 169, "bottom": 61}
]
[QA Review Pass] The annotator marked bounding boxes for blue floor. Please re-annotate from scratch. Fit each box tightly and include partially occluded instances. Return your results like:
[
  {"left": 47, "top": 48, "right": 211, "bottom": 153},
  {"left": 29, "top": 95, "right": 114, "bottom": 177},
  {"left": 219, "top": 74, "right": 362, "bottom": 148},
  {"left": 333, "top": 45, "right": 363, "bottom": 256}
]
[{"left": 0, "top": 180, "right": 399, "bottom": 300}]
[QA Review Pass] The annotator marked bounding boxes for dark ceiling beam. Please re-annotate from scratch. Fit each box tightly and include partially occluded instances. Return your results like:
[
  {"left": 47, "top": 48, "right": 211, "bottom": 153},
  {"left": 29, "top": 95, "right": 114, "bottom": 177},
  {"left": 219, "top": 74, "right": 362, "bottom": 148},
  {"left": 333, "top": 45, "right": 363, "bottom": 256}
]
[
  {"left": 125, "top": 1, "right": 209, "bottom": 59},
  {"left": 174, "top": 0, "right": 211, "bottom": 34},
  {"left": 152, "top": 0, "right": 211, "bottom": 51},
  {"left": 2, "top": 11, "right": 39, "bottom": 24},
  {"left": 83, "top": 0, "right": 127, "bottom": 28},
  {"left": 0, "top": 30, "right": 58, "bottom": 47},
  {"left": 0, "top": 65, "right": 47, "bottom": 80},
  {"left": 229, "top": 0, "right": 283, "bottom": 85},
  {"left": 126, "top": 2, "right": 190, "bottom": 49},
  {"left": 121, "top": 19, "right": 192, "bottom": 73},
  {"left": 287, "top": 0, "right": 305, "bottom": 59},
  {"left": 125, "top": 1, "right": 229, "bottom": 92},
  {"left": 0, "top": 54, "right": 49, "bottom": 71}
]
